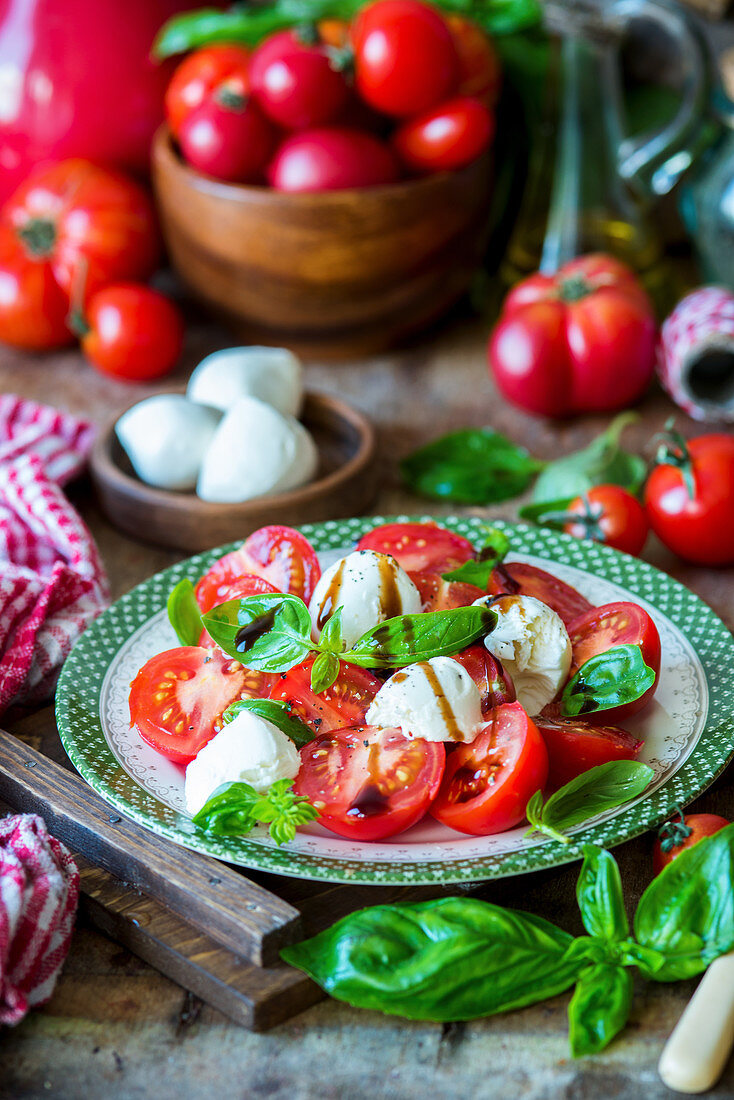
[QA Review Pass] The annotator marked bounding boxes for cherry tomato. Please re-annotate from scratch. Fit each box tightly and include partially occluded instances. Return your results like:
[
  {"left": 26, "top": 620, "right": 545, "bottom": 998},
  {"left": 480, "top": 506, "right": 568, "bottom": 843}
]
[
  {"left": 452, "top": 644, "right": 515, "bottom": 717},
  {"left": 431, "top": 702, "right": 548, "bottom": 836},
  {"left": 567, "top": 602, "right": 661, "bottom": 721},
  {"left": 3, "top": 159, "right": 160, "bottom": 304},
  {"left": 128, "top": 646, "right": 248, "bottom": 764},
  {"left": 563, "top": 485, "right": 649, "bottom": 557},
  {"left": 409, "top": 570, "right": 483, "bottom": 611},
  {"left": 295, "top": 723, "right": 445, "bottom": 841},
  {"left": 488, "top": 254, "right": 656, "bottom": 417},
  {"left": 178, "top": 96, "right": 277, "bottom": 183},
  {"left": 535, "top": 717, "right": 643, "bottom": 790},
  {"left": 393, "top": 96, "right": 494, "bottom": 174},
  {"left": 271, "top": 656, "right": 381, "bottom": 736},
  {"left": 0, "top": 225, "right": 73, "bottom": 350},
  {"left": 268, "top": 127, "right": 400, "bottom": 192},
  {"left": 357, "top": 522, "right": 475, "bottom": 573},
  {"left": 79, "top": 284, "right": 183, "bottom": 382},
  {"left": 197, "top": 525, "right": 321, "bottom": 605},
  {"left": 644, "top": 432, "right": 734, "bottom": 566},
  {"left": 652, "top": 811, "right": 730, "bottom": 875},
  {"left": 250, "top": 28, "right": 350, "bottom": 130},
  {"left": 352, "top": 0, "right": 458, "bottom": 118},
  {"left": 446, "top": 15, "right": 501, "bottom": 107},
  {"left": 488, "top": 561, "right": 593, "bottom": 628},
  {"left": 165, "top": 44, "right": 251, "bottom": 136}
]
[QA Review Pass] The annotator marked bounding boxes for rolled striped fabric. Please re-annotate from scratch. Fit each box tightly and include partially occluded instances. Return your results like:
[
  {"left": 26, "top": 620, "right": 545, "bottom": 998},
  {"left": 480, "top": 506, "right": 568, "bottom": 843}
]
[{"left": 657, "top": 286, "right": 734, "bottom": 423}]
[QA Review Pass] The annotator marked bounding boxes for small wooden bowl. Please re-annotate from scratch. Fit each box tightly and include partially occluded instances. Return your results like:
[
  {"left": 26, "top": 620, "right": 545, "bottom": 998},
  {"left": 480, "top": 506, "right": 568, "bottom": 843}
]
[
  {"left": 90, "top": 392, "right": 377, "bottom": 552},
  {"left": 152, "top": 125, "right": 493, "bottom": 359}
]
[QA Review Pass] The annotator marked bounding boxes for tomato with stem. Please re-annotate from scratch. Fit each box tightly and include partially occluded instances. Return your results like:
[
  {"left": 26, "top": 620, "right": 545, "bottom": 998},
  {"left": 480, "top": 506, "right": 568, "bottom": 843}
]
[
  {"left": 562, "top": 485, "right": 649, "bottom": 557},
  {"left": 165, "top": 44, "right": 251, "bottom": 136},
  {"left": 652, "top": 809, "right": 730, "bottom": 874}
]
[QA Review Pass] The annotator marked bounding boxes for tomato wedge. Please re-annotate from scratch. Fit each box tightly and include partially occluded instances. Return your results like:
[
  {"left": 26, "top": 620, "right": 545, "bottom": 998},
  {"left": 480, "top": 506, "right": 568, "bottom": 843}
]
[
  {"left": 295, "top": 724, "right": 445, "bottom": 841},
  {"left": 357, "top": 522, "right": 475, "bottom": 573},
  {"left": 430, "top": 702, "right": 548, "bottom": 836},
  {"left": 271, "top": 657, "right": 382, "bottom": 736},
  {"left": 129, "top": 647, "right": 249, "bottom": 765},
  {"left": 452, "top": 644, "right": 515, "bottom": 717},
  {"left": 195, "top": 525, "right": 321, "bottom": 610},
  {"left": 567, "top": 602, "right": 661, "bottom": 721},
  {"left": 535, "top": 717, "right": 643, "bottom": 790},
  {"left": 410, "top": 569, "right": 484, "bottom": 611},
  {"left": 488, "top": 561, "right": 593, "bottom": 627}
]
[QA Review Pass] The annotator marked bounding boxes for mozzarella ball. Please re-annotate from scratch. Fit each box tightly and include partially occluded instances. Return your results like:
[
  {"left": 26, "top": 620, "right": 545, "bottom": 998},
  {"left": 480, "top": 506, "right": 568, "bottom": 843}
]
[
  {"left": 366, "top": 656, "right": 483, "bottom": 743},
  {"left": 115, "top": 394, "right": 221, "bottom": 491},
  {"left": 187, "top": 346, "right": 303, "bottom": 417}
]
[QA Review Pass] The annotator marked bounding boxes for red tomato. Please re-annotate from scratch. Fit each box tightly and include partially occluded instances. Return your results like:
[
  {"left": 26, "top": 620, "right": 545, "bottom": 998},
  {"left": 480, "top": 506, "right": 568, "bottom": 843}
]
[
  {"left": 197, "top": 573, "right": 280, "bottom": 615},
  {"left": 178, "top": 97, "right": 277, "bottom": 183},
  {"left": 567, "top": 602, "right": 661, "bottom": 721},
  {"left": 271, "top": 656, "right": 381, "bottom": 735},
  {"left": 410, "top": 570, "right": 483, "bottom": 611},
  {"left": 431, "top": 702, "right": 548, "bottom": 835},
  {"left": 0, "top": 225, "right": 73, "bottom": 350},
  {"left": 535, "top": 717, "right": 643, "bottom": 790},
  {"left": 488, "top": 254, "right": 656, "bottom": 417},
  {"left": 357, "top": 522, "right": 475, "bottom": 573},
  {"left": 295, "top": 723, "right": 445, "bottom": 841},
  {"left": 268, "top": 127, "right": 400, "bottom": 192},
  {"left": 652, "top": 811, "right": 730, "bottom": 874},
  {"left": 488, "top": 561, "right": 593, "bottom": 628},
  {"left": 165, "top": 44, "right": 251, "bottom": 136},
  {"left": 352, "top": 0, "right": 458, "bottom": 118},
  {"left": 563, "top": 486, "right": 649, "bottom": 557},
  {"left": 250, "top": 29, "right": 350, "bottom": 130},
  {"left": 128, "top": 646, "right": 248, "bottom": 764},
  {"left": 452, "top": 644, "right": 515, "bottom": 717},
  {"left": 446, "top": 15, "right": 501, "bottom": 107},
  {"left": 3, "top": 159, "right": 160, "bottom": 304},
  {"left": 197, "top": 525, "right": 321, "bottom": 605},
  {"left": 79, "top": 284, "right": 183, "bottom": 382},
  {"left": 644, "top": 433, "right": 734, "bottom": 566},
  {"left": 393, "top": 96, "right": 494, "bottom": 174}
]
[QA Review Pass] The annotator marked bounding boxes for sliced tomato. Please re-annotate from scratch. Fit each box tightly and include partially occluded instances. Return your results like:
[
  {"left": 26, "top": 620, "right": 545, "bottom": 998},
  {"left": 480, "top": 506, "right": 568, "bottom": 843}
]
[
  {"left": 271, "top": 656, "right": 381, "bottom": 736},
  {"left": 535, "top": 717, "right": 643, "bottom": 790},
  {"left": 129, "top": 647, "right": 249, "bottom": 765},
  {"left": 195, "top": 525, "right": 320, "bottom": 609},
  {"left": 294, "top": 723, "right": 445, "bottom": 841},
  {"left": 452, "top": 644, "right": 515, "bottom": 717},
  {"left": 567, "top": 602, "right": 661, "bottom": 721},
  {"left": 410, "top": 569, "right": 484, "bottom": 611},
  {"left": 357, "top": 522, "right": 475, "bottom": 573},
  {"left": 195, "top": 567, "right": 280, "bottom": 614},
  {"left": 430, "top": 702, "right": 548, "bottom": 836},
  {"left": 488, "top": 561, "right": 593, "bottom": 627}
]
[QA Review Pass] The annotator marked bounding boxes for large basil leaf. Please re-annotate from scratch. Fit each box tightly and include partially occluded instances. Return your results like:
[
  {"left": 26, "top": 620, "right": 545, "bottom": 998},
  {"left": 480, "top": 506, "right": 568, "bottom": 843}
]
[
  {"left": 167, "top": 578, "right": 203, "bottom": 647},
  {"left": 561, "top": 644, "right": 655, "bottom": 718},
  {"left": 568, "top": 963, "right": 634, "bottom": 1057},
  {"left": 532, "top": 414, "right": 645, "bottom": 505},
  {"left": 346, "top": 606, "right": 497, "bottom": 668},
  {"left": 634, "top": 824, "right": 734, "bottom": 981},
  {"left": 400, "top": 429, "right": 543, "bottom": 505},
  {"left": 576, "top": 847, "right": 628, "bottom": 942},
  {"left": 442, "top": 527, "right": 510, "bottom": 587},
  {"left": 281, "top": 897, "right": 583, "bottom": 1021},
  {"left": 192, "top": 781, "right": 259, "bottom": 837},
  {"left": 202, "top": 593, "right": 313, "bottom": 671},
  {"left": 525, "top": 761, "right": 654, "bottom": 842},
  {"left": 223, "top": 698, "right": 316, "bottom": 748}
]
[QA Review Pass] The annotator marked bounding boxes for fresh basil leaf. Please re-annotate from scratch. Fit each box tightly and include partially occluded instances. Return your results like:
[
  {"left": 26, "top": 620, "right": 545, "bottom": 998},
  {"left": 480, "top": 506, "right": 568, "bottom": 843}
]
[
  {"left": 167, "top": 578, "right": 203, "bottom": 647},
  {"left": 346, "top": 606, "right": 497, "bottom": 668},
  {"left": 281, "top": 897, "right": 583, "bottom": 1021},
  {"left": 251, "top": 778, "right": 319, "bottom": 846},
  {"left": 576, "top": 846, "right": 628, "bottom": 942},
  {"left": 203, "top": 593, "right": 313, "bottom": 671},
  {"left": 568, "top": 963, "right": 634, "bottom": 1057},
  {"left": 400, "top": 429, "right": 544, "bottom": 505},
  {"left": 223, "top": 698, "right": 316, "bottom": 748},
  {"left": 442, "top": 527, "right": 510, "bottom": 587},
  {"left": 634, "top": 823, "right": 734, "bottom": 981},
  {"left": 192, "top": 781, "right": 259, "bottom": 837},
  {"left": 319, "top": 607, "right": 345, "bottom": 654},
  {"left": 614, "top": 939, "right": 668, "bottom": 977},
  {"left": 561, "top": 644, "right": 655, "bottom": 717},
  {"left": 518, "top": 497, "right": 576, "bottom": 528},
  {"left": 525, "top": 761, "right": 654, "bottom": 842},
  {"left": 532, "top": 413, "right": 645, "bottom": 505},
  {"left": 310, "top": 650, "right": 340, "bottom": 694}
]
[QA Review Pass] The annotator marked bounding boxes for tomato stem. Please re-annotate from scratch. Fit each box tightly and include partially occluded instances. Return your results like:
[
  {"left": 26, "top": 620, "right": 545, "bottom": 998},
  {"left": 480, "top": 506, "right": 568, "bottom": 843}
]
[
  {"left": 652, "top": 419, "right": 696, "bottom": 501},
  {"left": 558, "top": 275, "right": 592, "bottom": 303},
  {"left": 216, "top": 85, "right": 248, "bottom": 111},
  {"left": 657, "top": 803, "right": 693, "bottom": 853},
  {"left": 17, "top": 218, "right": 56, "bottom": 259}
]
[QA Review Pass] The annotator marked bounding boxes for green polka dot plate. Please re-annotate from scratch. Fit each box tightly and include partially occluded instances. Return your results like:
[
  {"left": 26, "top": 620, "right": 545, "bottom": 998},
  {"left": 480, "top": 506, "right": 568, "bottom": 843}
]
[{"left": 55, "top": 516, "right": 734, "bottom": 885}]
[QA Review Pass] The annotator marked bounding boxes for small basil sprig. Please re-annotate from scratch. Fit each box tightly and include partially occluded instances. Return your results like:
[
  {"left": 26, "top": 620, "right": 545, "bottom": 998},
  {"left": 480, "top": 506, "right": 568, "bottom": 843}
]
[
  {"left": 223, "top": 699, "right": 315, "bottom": 748},
  {"left": 167, "top": 578, "right": 203, "bottom": 647},
  {"left": 561, "top": 644, "right": 655, "bottom": 718},
  {"left": 442, "top": 527, "right": 509, "bottom": 588},
  {"left": 525, "top": 761, "right": 655, "bottom": 844},
  {"left": 400, "top": 429, "right": 544, "bottom": 505},
  {"left": 193, "top": 778, "right": 319, "bottom": 845},
  {"left": 532, "top": 413, "right": 645, "bottom": 505}
]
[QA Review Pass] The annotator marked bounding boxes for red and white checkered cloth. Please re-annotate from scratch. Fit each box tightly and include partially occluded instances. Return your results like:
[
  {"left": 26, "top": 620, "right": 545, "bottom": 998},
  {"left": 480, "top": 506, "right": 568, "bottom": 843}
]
[
  {"left": 0, "top": 813, "right": 79, "bottom": 1025},
  {"left": 657, "top": 286, "right": 734, "bottom": 423},
  {"left": 0, "top": 395, "right": 109, "bottom": 715}
]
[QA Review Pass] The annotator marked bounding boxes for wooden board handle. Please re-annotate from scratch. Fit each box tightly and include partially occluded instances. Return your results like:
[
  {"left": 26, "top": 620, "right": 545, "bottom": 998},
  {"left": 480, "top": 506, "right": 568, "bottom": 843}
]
[
  {"left": 0, "top": 725, "right": 302, "bottom": 967},
  {"left": 658, "top": 952, "right": 734, "bottom": 1093}
]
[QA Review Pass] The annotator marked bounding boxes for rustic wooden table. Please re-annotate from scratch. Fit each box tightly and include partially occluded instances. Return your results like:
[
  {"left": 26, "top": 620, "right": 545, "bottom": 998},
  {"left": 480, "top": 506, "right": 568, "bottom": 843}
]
[{"left": 0, "top": 305, "right": 732, "bottom": 1100}]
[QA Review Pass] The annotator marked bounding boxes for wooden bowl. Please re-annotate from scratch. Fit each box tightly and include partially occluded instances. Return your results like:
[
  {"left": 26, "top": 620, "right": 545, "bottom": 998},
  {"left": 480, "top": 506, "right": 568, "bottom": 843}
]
[
  {"left": 152, "top": 125, "right": 493, "bottom": 359},
  {"left": 90, "top": 391, "right": 377, "bottom": 552}
]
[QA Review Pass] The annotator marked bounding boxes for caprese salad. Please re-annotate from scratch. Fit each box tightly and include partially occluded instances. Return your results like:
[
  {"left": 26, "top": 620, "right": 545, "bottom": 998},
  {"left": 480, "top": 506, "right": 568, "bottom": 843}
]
[{"left": 128, "top": 521, "right": 661, "bottom": 845}]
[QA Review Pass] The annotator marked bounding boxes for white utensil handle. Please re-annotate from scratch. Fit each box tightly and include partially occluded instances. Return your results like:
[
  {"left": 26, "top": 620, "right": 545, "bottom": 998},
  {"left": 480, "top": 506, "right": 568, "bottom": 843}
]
[{"left": 658, "top": 952, "right": 734, "bottom": 1094}]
